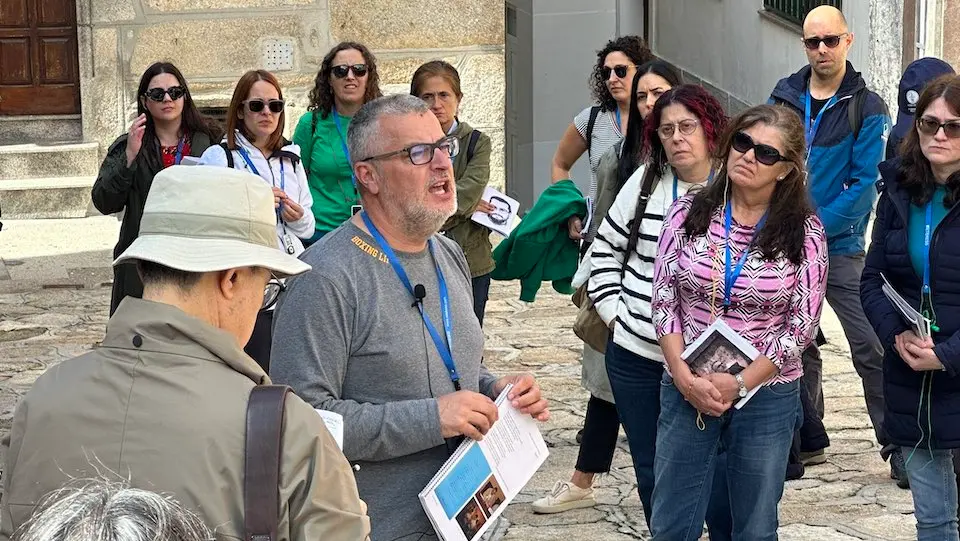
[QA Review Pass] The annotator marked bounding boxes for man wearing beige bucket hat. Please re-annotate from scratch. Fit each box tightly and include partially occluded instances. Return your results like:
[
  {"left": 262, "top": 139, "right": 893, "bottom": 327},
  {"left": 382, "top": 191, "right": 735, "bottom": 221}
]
[{"left": 0, "top": 165, "right": 370, "bottom": 541}]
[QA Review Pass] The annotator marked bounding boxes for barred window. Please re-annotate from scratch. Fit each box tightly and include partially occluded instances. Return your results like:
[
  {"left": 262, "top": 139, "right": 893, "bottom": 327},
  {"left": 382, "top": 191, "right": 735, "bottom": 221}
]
[{"left": 763, "top": 0, "right": 842, "bottom": 27}]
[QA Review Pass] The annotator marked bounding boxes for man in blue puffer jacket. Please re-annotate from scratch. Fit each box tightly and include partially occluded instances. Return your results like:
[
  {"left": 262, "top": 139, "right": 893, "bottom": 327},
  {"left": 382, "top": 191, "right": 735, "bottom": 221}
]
[{"left": 769, "top": 5, "right": 895, "bottom": 477}]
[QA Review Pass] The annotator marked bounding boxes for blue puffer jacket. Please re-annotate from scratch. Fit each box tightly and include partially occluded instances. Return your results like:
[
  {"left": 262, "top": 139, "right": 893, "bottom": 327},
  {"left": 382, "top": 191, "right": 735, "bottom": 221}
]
[
  {"left": 861, "top": 158, "right": 960, "bottom": 449},
  {"left": 770, "top": 62, "right": 890, "bottom": 256}
]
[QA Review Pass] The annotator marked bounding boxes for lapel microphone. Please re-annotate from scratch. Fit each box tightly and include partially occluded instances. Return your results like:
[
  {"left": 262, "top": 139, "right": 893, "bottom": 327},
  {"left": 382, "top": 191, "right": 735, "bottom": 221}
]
[{"left": 412, "top": 284, "right": 427, "bottom": 307}]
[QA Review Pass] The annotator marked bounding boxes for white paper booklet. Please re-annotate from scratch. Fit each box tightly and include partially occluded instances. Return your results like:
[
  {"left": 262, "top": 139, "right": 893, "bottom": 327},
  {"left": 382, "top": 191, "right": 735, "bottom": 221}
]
[
  {"left": 681, "top": 319, "right": 763, "bottom": 409},
  {"left": 418, "top": 384, "right": 549, "bottom": 541},
  {"left": 471, "top": 187, "right": 519, "bottom": 237},
  {"left": 880, "top": 273, "right": 932, "bottom": 340},
  {"left": 314, "top": 409, "right": 344, "bottom": 450}
]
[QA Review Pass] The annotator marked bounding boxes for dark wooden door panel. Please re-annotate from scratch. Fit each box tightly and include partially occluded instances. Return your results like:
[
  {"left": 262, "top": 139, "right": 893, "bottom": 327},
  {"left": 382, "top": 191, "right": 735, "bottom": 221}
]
[{"left": 0, "top": 0, "right": 79, "bottom": 115}]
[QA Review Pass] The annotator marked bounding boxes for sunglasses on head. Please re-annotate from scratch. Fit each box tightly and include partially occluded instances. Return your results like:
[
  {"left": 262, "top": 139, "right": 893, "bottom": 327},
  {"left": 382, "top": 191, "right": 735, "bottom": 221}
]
[
  {"left": 331, "top": 64, "right": 368, "bottom": 79},
  {"left": 917, "top": 117, "right": 960, "bottom": 139},
  {"left": 732, "top": 131, "right": 788, "bottom": 166},
  {"left": 144, "top": 86, "right": 186, "bottom": 102},
  {"left": 601, "top": 65, "right": 634, "bottom": 80},
  {"left": 245, "top": 99, "right": 285, "bottom": 114},
  {"left": 803, "top": 33, "right": 848, "bottom": 50}
]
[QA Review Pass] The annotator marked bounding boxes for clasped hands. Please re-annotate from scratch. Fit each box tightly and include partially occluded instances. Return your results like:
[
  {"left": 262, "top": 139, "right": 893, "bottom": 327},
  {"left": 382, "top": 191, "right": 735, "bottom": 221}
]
[
  {"left": 895, "top": 330, "right": 944, "bottom": 372},
  {"left": 676, "top": 372, "right": 742, "bottom": 417}
]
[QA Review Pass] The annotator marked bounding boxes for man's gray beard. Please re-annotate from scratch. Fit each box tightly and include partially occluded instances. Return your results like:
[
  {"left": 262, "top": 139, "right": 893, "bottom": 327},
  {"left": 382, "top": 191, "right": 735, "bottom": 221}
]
[{"left": 398, "top": 205, "right": 454, "bottom": 240}]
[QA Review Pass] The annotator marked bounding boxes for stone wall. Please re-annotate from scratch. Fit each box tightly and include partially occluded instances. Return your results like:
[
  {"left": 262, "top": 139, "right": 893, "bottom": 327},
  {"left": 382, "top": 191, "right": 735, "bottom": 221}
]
[
  {"left": 77, "top": 0, "right": 506, "bottom": 189},
  {"left": 943, "top": 0, "right": 960, "bottom": 70}
]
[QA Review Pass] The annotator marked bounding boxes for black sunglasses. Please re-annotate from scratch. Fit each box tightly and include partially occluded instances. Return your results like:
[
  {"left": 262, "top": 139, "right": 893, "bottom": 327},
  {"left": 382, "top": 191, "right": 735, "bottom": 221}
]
[
  {"left": 917, "top": 117, "right": 960, "bottom": 139},
  {"left": 331, "top": 64, "right": 368, "bottom": 79},
  {"left": 802, "top": 33, "right": 848, "bottom": 50},
  {"left": 245, "top": 99, "right": 285, "bottom": 114},
  {"left": 601, "top": 65, "right": 634, "bottom": 80},
  {"left": 732, "top": 131, "right": 788, "bottom": 166},
  {"left": 144, "top": 86, "right": 186, "bottom": 102},
  {"left": 359, "top": 135, "right": 460, "bottom": 166}
]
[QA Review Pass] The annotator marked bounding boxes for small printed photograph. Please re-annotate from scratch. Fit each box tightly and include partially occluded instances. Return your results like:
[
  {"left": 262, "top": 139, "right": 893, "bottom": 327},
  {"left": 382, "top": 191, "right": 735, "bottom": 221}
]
[
  {"left": 687, "top": 334, "right": 751, "bottom": 376},
  {"left": 455, "top": 497, "right": 487, "bottom": 540},
  {"left": 471, "top": 187, "right": 519, "bottom": 237},
  {"left": 475, "top": 475, "right": 506, "bottom": 517}
]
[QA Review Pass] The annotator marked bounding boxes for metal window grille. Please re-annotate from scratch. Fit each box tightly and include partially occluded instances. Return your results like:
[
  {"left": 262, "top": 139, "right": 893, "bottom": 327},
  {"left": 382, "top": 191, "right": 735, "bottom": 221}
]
[{"left": 763, "top": 0, "right": 842, "bottom": 27}]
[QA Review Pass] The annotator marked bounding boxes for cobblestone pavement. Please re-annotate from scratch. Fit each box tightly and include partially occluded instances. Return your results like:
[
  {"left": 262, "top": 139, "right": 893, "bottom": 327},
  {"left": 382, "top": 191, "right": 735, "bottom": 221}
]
[{"left": 0, "top": 219, "right": 918, "bottom": 540}]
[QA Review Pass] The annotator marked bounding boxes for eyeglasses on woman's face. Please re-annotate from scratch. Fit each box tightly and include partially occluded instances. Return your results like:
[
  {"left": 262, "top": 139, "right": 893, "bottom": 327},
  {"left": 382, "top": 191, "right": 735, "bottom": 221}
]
[
  {"left": 601, "top": 65, "right": 634, "bottom": 80},
  {"left": 244, "top": 99, "right": 285, "bottom": 114},
  {"left": 917, "top": 116, "right": 960, "bottom": 139},
  {"left": 331, "top": 64, "right": 368, "bottom": 79},
  {"left": 731, "top": 131, "right": 788, "bottom": 166},
  {"left": 657, "top": 119, "right": 700, "bottom": 140},
  {"left": 359, "top": 135, "right": 460, "bottom": 166},
  {"left": 144, "top": 86, "right": 186, "bottom": 102}
]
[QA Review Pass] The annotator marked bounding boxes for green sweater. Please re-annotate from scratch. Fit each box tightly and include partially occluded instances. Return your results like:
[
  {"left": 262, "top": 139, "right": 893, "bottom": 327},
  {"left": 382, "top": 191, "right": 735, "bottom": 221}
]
[
  {"left": 492, "top": 179, "right": 586, "bottom": 301},
  {"left": 293, "top": 110, "right": 357, "bottom": 236},
  {"left": 443, "top": 120, "right": 495, "bottom": 278}
]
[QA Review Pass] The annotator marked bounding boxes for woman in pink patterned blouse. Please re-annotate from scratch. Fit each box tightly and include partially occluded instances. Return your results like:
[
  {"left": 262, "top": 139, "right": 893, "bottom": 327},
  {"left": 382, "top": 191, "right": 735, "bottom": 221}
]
[{"left": 649, "top": 105, "right": 829, "bottom": 540}]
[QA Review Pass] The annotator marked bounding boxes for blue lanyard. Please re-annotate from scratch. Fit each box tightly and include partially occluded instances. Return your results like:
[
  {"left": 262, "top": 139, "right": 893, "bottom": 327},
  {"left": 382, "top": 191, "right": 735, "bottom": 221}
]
[
  {"left": 671, "top": 169, "right": 716, "bottom": 202},
  {"left": 921, "top": 201, "right": 940, "bottom": 331},
  {"left": 360, "top": 212, "right": 461, "bottom": 390},
  {"left": 332, "top": 108, "right": 357, "bottom": 189},
  {"left": 804, "top": 89, "right": 838, "bottom": 152},
  {"left": 723, "top": 198, "right": 767, "bottom": 311},
  {"left": 236, "top": 146, "right": 285, "bottom": 221},
  {"left": 174, "top": 136, "right": 186, "bottom": 165},
  {"left": 614, "top": 108, "right": 622, "bottom": 132}
]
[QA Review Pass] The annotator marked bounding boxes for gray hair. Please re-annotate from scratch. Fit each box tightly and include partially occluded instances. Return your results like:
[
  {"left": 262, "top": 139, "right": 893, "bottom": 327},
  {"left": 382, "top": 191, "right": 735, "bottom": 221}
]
[
  {"left": 347, "top": 94, "right": 430, "bottom": 164},
  {"left": 14, "top": 480, "right": 212, "bottom": 541}
]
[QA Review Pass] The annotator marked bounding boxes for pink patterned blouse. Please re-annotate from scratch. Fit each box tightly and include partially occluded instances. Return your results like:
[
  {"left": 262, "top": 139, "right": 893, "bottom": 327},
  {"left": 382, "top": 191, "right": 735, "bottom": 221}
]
[{"left": 652, "top": 195, "right": 829, "bottom": 384}]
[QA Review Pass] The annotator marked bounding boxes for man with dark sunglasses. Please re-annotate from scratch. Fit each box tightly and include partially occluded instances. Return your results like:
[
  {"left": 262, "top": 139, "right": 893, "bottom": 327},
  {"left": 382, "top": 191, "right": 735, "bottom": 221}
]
[
  {"left": 769, "top": 4, "right": 895, "bottom": 481},
  {"left": 270, "top": 94, "right": 550, "bottom": 541}
]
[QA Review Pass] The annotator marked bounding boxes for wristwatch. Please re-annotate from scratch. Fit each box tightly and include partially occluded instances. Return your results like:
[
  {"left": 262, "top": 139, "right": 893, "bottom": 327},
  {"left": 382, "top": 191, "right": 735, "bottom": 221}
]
[{"left": 735, "top": 373, "right": 748, "bottom": 398}]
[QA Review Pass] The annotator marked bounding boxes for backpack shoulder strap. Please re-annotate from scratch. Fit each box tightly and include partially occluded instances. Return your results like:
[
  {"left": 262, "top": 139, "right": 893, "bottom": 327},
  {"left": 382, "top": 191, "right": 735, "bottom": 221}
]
[
  {"left": 244, "top": 385, "right": 291, "bottom": 541},
  {"left": 847, "top": 91, "right": 865, "bottom": 139},
  {"left": 585, "top": 106, "right": 602, "bottom": 158},
  {"left": 466, "top": 129, "right": 482, "bottom": 163},
  {"left": 219, "top": 142, "right": 235, "bottom": 169},
  {"left": 621, "top": 168, "right": 660, "bottom": 279}
]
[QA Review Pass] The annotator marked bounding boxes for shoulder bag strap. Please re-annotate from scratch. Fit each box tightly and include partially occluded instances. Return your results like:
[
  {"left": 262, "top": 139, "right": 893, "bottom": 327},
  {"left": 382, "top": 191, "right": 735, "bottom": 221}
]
[
  {"left": 220, "top": 142, "right": 235, "bottom": 169},
  {"left": 585, "top": 105, "right": 602, "bottom": 158},
  {"left": 620, "top": 168, "right": 660, "bottom": 280},
  {"left": 244, "top": 385, "right": 291, "bottom": 541},
  {"left": 466, "top": 129, "right": 482, "bottom": 163}
]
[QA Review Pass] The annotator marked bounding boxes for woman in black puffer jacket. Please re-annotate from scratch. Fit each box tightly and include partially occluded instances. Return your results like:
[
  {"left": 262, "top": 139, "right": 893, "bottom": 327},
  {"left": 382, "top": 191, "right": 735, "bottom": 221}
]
[{"left": 861, "top": 74, "right": 960, "bottom": 541}]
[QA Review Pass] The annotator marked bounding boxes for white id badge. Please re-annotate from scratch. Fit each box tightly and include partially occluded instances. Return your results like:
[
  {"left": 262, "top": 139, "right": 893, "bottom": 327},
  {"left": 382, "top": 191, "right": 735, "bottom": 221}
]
[{"left": 281, "top": 233, "right": 296, "bottom": 255}]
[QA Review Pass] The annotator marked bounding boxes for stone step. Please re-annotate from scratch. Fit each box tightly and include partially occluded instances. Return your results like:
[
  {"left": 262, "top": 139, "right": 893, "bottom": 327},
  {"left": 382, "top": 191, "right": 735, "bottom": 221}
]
[
  {"left": 0, "top": 176, "right": 98, "bottom": 219},
  {"left": 0, "top": 115, "right": 83, "bottom": 145},
  {"left": 0, "top": 142, "right": 99, "bottom": 181}
]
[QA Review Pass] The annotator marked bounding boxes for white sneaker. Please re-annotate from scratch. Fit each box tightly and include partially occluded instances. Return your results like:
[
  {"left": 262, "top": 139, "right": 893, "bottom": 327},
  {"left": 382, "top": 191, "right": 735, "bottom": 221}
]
[{"left": 531, "top": 480, "right": 596, "bottom": 514}]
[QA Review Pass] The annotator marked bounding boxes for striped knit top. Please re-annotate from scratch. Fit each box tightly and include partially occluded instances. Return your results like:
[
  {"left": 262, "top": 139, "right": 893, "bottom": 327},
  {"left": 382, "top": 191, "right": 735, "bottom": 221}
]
[
  {"left": 588, "top": 165, "right": 703, "bottom": 362},
  {"left": 574, "top": 106, "right": 623, "bottom": 200},
  {"left": 652, "top": 195, "right": 829, "bottom": 384}
]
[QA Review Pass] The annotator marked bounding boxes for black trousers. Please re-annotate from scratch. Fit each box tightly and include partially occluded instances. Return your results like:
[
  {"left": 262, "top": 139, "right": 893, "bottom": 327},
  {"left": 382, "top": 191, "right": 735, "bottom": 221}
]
[
  {"left": 575, "top": 394, "right": 621, "bottom": 473},
  {"left": 472, "top": 273, "right": 492, "bottom": 327},
  {"left": 244, "top": 310, "right": 273, "bottom": 374}
]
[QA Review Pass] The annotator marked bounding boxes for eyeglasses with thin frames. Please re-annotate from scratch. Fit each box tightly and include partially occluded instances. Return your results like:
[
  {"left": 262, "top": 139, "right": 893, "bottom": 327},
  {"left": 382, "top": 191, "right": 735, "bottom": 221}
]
[
  {"left": 802, "top": 33, "right": 848, "bottom": 50},
  {"left": 359, "top": 135, "right": 460, "bottom": 166},
  {"left": 657, "top": 119, "right": 700, "bottom": 139},
  {"left": 917, "top": 117, "right": 960, "bottom": 139},
  {"left": 261, "top": 273, "right": 285, "bottom": 312}
]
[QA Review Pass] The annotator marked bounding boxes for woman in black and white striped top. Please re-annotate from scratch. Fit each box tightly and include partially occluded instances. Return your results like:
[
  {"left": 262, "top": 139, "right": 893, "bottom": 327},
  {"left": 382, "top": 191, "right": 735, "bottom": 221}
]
[{"left": 588, "top": 84, "right": 728, "bottom": 527}]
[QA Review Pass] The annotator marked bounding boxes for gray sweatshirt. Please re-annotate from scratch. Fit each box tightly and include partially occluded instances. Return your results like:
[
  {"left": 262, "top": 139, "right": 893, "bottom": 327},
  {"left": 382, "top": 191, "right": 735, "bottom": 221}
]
[{"left": 271, "top": 220, "right": 499, "bottom": 541}]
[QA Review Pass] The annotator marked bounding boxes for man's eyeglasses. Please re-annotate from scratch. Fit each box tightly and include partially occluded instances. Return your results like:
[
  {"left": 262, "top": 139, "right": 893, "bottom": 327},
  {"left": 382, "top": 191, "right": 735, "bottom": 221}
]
[
  {"left": 657, "top": 119, "right": 700, "bottom": 139},
  {"left": 802, "top": 33, "right": 848, "bottom": 50},
  {"left": 261, "top": 274, "right": 285, "bottom": 311},
  {"left": 917, "top": 117, "right": 960, "bottom": 139},
  {"left": 144, "top": 86, "right": 186, "bottom": 102},
  {"left": 244, "top": 99, "right": 285, "bottom": 114},
  {"left": 731, "top": 131, "right": 788, "bottom": 166},
  {"left": 359, "top": 135, "right": 460, "bottom": 166},
  {"left": 332, "top": 64, "right": 369, "bottom": 79},
  {"left": 601, "top": 65, "right": 635, "bottom": 80}
]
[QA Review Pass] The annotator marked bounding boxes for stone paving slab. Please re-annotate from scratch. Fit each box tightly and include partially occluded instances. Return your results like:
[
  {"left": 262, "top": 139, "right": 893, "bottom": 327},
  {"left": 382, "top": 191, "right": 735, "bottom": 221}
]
[{"left": 0, "top": 226, "right": 919, "bottom": 539}]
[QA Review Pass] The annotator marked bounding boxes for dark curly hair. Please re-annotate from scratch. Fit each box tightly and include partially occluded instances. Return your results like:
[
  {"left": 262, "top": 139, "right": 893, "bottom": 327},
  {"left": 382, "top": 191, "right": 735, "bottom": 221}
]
[
  {"left": 684, "top": 105, "right": 814, "bottom": 265},
  {"left": 590, "top": 35, "right": 653, "bottom": 112},
  {"left": 307, "top": 42, "right": 383, "bottom": 119},
  {"left": 898, "top": 74, "right": 960, "bottom": 207}
]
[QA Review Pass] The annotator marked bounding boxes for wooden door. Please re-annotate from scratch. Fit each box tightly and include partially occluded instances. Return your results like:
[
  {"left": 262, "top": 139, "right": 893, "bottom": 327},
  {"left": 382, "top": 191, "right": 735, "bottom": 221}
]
[{"left": 0, "top": 0, "right": 80, "bottom": 115}]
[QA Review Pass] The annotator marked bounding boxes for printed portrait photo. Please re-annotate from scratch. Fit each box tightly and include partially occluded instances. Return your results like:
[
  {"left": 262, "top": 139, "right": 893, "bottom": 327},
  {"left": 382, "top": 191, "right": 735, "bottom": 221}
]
[
  {"left": 475, "top": 475, "right": 506, "bottom": 516},
  {"left": 455, "top": 497, "right": 487, "bottom": 540}
]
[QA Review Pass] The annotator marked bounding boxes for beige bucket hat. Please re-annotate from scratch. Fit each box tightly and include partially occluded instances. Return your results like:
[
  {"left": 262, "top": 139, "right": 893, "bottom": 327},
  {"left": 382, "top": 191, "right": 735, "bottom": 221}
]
[{"left": 114, "top": 165, "right": 311, "bottom": 277}]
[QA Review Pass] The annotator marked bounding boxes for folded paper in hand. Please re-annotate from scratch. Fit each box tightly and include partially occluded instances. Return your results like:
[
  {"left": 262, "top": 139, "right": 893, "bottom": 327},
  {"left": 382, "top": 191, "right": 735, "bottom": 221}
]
[
  {"left": 880, "top": 273, "right": 931, "bottom": 340},
  {"left": 418, "top": 384, "right": 549, "bottom": 541},
  {"left": 681, "top": 319, "right": 763, "bottom": 409}
]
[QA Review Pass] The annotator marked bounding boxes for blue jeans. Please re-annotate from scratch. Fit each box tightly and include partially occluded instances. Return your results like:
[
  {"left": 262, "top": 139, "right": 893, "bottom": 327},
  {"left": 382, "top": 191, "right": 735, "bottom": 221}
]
[
  {"left": 902, "top": 446, "right": 960, "bottom": 541},
  {"left": 650, "top": 376, "right": 800, "bottom": 541},
  {"left": 604, "top": 340, "right": 663, "bottom": 528}
]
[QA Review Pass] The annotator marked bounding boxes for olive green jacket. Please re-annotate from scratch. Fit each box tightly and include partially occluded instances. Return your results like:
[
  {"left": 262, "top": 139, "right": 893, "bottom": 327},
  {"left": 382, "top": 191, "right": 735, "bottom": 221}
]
[{"left": 442, "top": 120, "right": 495, "bottom": 278}]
